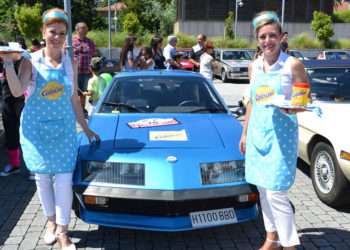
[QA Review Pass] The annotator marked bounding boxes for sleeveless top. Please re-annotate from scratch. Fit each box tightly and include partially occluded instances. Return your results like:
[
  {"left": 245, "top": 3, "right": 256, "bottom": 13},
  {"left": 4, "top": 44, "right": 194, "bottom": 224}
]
[
  {"left": 245, "top": 51, "right": 298, "bottom": 191},
  {"left": 20, "top": 49, "right": 78, "bottom": 174}
]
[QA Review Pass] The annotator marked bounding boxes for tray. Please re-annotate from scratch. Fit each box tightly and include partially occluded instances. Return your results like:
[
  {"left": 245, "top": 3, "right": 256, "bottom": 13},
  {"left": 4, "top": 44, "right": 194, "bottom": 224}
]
[{"left": 0, "top": 46, "right": 24, "bottom": 54}]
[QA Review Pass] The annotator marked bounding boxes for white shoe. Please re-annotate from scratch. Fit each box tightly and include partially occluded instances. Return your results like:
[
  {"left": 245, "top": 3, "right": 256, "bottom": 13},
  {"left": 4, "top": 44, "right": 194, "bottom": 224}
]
[
  {"left": 57, "top": 231, "right": 76, "bottom": 250},
  {"left": 43, "top": 230, "right": 56, "bottom": 245}
]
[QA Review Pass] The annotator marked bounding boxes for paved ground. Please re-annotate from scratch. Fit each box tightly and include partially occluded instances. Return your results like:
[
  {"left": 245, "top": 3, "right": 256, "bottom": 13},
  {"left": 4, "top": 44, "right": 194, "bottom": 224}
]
[{"left": 1, "top": 81, "right": 350, "bottom": 250}]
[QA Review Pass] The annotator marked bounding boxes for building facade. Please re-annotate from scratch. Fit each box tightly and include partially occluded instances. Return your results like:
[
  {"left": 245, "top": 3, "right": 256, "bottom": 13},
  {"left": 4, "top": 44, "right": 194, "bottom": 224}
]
[{"left": 174, "top": 0, "right": 335, "bottom": 39}]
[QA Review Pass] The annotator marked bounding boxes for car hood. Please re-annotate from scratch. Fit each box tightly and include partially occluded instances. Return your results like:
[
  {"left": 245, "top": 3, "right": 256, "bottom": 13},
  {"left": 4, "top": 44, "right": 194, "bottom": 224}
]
[
  {"left": 298, "top": 100, "right": 350, "bottom": 150},
  {"left": 223, "top": 60, "right": 250, "bottom": 67},
  {"left": 114, "top": 114, "right": 226, "bottom": 149}
]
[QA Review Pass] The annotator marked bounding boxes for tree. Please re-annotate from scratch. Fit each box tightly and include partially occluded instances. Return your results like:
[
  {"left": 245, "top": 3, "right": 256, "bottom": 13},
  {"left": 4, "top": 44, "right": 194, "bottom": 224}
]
[
  {"left": 122, "top": 12, "right": 140, "bottom": 34},
  {"left": 0, "top": 0, "right": 19, "bottom": 40},
  {"left": 15, "top": 3, "right": 42, "bottom": 39},
  {"left": 311, "top": 11, "right": 334, "bottom": 47},
  {"left": 225, "top": 11, "right": 234, "bottom": 39}
]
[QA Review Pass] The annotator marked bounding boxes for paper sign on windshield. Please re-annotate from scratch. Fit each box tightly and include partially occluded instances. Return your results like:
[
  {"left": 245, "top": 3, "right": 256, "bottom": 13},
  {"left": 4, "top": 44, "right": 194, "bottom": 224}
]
[
  {"left": 128, "top": 118, "right": 179, "bottom": 128},
  {"left": 149, "top": 130, "right": 188, "bottom": 141}
]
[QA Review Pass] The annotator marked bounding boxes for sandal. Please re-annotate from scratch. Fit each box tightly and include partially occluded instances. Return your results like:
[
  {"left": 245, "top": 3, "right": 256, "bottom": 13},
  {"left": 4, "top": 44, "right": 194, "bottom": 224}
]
[
  {"left": 259, "top": 238, "right": 282, "bottom": 250},
  {"left": 56, "top": 231, "right": 76, "bottom": 250},
  {"left": 43, "top": 222, "right": 56, "bottom": 245}
]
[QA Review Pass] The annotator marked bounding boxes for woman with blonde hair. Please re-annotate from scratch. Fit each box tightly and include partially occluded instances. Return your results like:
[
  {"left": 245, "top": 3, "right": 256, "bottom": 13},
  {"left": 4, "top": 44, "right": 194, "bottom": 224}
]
[
  {"left": 239, "top": 11, "right": 308, "bottom": 250},
  {"left": 0, "top": 8, "right": 99, "bottom": 250}
]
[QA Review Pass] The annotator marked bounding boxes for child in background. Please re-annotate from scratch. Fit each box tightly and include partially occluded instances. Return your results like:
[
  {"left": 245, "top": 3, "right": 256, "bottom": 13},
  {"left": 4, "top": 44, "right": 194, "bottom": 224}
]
[
  {"left": 84, "top": 57, "right": 107, "bottom": 115},
  {"left": 137, "top": 47, "right": 155, "bottom": 70}
]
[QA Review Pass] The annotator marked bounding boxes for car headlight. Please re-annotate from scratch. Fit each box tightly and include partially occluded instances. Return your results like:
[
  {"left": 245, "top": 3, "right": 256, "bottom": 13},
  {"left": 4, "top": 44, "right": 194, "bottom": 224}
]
[
  {"left": 200, "top": 160, "right": 245, "bottom": 185},
  {"left": 82, "top": 161, "right": 145, "bottom": 186}
]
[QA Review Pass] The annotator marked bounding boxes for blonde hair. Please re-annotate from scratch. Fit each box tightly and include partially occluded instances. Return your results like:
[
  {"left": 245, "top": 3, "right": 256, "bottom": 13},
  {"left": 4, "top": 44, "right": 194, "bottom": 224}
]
[
  {"left": 253, "top": 11, "right": 282, "bottom": 36},
  {"left": 42, "top": 8, "right": 68, "bottom": 29}
]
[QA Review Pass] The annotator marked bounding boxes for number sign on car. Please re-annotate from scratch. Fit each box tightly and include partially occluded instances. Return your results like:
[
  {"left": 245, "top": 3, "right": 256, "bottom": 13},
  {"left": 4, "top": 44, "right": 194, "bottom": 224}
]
[{"left": 190, "top": 207, "right": 237, "bottom": 228}]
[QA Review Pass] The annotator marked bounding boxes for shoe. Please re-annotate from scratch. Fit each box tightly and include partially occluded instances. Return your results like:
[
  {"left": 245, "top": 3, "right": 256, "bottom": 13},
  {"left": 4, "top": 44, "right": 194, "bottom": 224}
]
[
  {"left": 0, "top": 164, "right": 20, "bottom": 177},
  {"left": 44, "top": 230, "right": 56, "bottom": 245},
  {"left": 259, "top": 238, "right": 282, "bottom": 250},
  {"left": 56, "top": 231, "right": 76, "bottom": 250}
]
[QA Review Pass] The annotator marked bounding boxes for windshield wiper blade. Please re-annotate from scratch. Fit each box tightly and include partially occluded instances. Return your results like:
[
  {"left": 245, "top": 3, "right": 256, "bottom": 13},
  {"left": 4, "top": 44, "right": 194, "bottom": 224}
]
[
  {"left": 102, "top": 101, "right": 143, "bottom": 112},
  {"left": 190, "top": 107, "right": 227, "bottom": 113}
]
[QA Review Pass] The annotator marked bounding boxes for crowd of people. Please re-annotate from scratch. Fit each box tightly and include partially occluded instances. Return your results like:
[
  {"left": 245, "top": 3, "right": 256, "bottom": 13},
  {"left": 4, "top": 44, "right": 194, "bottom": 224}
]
[{"left": 0, "top": 7, "right": 307, "bottom": 250}]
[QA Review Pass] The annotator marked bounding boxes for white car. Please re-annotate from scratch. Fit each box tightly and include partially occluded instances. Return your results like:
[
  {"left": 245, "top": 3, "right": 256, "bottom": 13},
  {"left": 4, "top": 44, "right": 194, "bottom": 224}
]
[
  {"left": 297, "top": 60, "right": 350, "bottom": 207},
  {"left": 213, "top": 49, "right": 251, "bottom": 82}
]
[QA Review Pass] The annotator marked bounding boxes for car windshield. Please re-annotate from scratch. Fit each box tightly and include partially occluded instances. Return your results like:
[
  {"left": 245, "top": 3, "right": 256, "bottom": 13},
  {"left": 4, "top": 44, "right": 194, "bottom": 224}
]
[
  {"left": 307, "top": 67, "right": 350, "bottom": 99},
  {"left": 326, "top": 52, "right": 350, "bottom": 60},
  {"left": 99, "top": 76, "right": 227, "bottom": 113},
  {"left": 222, "top": 51, "right": 251, "bottom": 60},
  {"left": 290, "top": 51, "right": 303, "bottom": 59}
]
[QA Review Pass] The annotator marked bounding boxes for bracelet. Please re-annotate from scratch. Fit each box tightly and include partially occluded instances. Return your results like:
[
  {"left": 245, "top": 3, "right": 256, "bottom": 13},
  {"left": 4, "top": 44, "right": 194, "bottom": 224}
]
[{"left": 3, "top": 61, "right": 14, "bottom": 69}]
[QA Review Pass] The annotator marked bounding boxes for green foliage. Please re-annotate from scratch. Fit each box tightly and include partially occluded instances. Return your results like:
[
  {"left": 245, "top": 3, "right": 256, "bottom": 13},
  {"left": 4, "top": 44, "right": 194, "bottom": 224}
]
[
  {"left": 311, "top": 11, "right": 334, "bottom": 47},
  {"left": 71, "top": 0, "right": 106, "bottom": 30},
  {"left": 0, "top": 0, "right": 19, "bottom": 40},
  {"left": 333, "top": 9, "right": 350, "bottom": 23},
  {"left": 122, "top": 12, "right": 140, "bottom": 34},
  {"left": 14, "top": 3, "right": 42, "bottom": 39},
  {"left": 159, "top": 0, "right": 176, "bottom": 36},
  {"left": 175, "top": 33, "right": 197, "bottom": 48},
  {"left": 224, "top": 11, "right": 234, "bottom": 39},
  {"left": 289, "top": 33, "right": 322, "bottom": 49},
  {"left": 333, "top": 39, "right": 350, "bottom": 49}
]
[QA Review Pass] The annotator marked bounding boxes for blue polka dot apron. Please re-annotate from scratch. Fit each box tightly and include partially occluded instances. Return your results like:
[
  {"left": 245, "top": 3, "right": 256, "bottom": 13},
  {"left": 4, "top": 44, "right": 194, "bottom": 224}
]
[
  {"left": 20, "top": 55, "right": 78, "bottom": 174},
  {"left": 245, "top": 70, "right": 298, "bottom": 191}
]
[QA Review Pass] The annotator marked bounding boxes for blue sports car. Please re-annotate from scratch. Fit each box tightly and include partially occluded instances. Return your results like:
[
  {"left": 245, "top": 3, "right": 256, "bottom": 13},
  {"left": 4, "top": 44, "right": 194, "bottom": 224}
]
[{"left": 73, "top": 70, "right": 258, "bottom": 231}]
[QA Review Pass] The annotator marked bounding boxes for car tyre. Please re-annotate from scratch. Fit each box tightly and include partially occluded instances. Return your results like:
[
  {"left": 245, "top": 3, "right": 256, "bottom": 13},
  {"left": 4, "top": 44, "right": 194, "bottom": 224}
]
[
  {"left": 311, "top": 142, "right": 350, "bottom": 207},
  {"left": 221, "top": 69, "right": 228, "bottom": 83}
]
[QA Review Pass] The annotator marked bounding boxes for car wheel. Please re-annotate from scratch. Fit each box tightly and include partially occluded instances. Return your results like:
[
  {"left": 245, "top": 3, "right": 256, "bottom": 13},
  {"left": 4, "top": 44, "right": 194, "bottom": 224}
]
[
  {"left": 311, "top": 142, "right": 350, "bottom": 207},
  {"left": 221, "top": 69, "right": 228, "bottom": 83}
]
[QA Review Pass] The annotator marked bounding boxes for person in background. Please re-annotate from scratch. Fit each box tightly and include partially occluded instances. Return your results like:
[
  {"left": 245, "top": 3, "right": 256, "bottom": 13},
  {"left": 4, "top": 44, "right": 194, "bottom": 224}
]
[
  {"left": 84, "top": 57, "right": 107, "bottom": 115},
  {"left": 239, "top": 11, "right": 308, "bottom": 250},
  {"left": 163, "top": 35, "right": 181, "bottom": 70},
  {"left": 15, "top": 36, "right": 27, "bottom": 51},
  {"left": 199, "top": 41, "right": 215, "bottom": 83},
  {"left": 0, "top": 40, "right": 25, "bottom": 177},
  {"left": 72, "top": 22, "right": 96, "bottom": 113},
  {"left": 136, "top": 47, "right": 155, "bottom": 70},
  {"left": 281, "top": 31, "right": 289, "bottom": 53},
  {"left": 190, "top": 34, "right": 207, "bottom": 71},
  {"left": 150, "top": 36, "right": 165, "bottom": 69},
  {"left": 30, "top": 39, "right": 42, "bottom": 52},
  {"left": 119, "top": 36, "right": 137, "bottom": 71},
  {"left": 0, "top": 8, "right": 99, "bottom": 250}
]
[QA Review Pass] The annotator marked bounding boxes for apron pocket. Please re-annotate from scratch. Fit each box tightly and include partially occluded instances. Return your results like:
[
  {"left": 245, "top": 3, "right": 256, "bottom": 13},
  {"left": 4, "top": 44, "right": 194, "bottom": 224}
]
[
  {"left": 252, "top": 126, "right": 274, "bottom": 156},
  {"left": 38, "top": 119, "right": 65, "bottom": 143}
]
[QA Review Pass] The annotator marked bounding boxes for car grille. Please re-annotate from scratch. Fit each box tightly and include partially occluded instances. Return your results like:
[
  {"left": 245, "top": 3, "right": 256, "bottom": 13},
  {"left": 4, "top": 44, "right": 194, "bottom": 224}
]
[{"left": 84, "top": 196, "right": 256, "bottom": 216}]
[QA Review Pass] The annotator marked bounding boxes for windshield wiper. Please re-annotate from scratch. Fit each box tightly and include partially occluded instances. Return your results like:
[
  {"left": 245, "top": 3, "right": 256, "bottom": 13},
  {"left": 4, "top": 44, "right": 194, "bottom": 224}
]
[
  {"left": 102, "top": 101, "right": 143, "bottom": 113},
  {"left": 190, "top": 107, "right": 227, "bottom": 113}
]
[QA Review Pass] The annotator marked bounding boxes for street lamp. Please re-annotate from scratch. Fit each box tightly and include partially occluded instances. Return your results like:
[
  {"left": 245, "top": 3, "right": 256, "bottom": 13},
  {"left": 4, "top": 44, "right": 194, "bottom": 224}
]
[
  {"left": 281, "top": 0, "right": 286, "bottom": 28},
  {"left": 234, "top": 0, "right": 244, "bottom": 39}
]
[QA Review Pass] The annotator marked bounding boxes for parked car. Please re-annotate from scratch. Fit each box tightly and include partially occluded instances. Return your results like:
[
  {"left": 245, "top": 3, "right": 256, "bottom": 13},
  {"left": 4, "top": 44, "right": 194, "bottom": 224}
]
[
  {"left": 289, "top": 49, "right": 308, "bottom": 60},
  {"left": 73, "top": 70, "right": 258, "bottom": 231},
  {"left": 316, "top": 50, "right": 350, "bottom": 60},
  {"left": 297, "top": 60, "right": 350, "bottom": 207},
  {"left": 176, "top": 48, "right": 196, "bottom": 71},
  {"left": 213, "top": 49, "right": 251, "bottom": 82}
]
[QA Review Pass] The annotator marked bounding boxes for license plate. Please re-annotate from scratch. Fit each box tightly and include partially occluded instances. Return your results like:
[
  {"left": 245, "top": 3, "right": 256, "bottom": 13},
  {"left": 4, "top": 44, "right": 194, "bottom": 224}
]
[{"left": 190, "top": 207, "right": 237, "bottom": 228}]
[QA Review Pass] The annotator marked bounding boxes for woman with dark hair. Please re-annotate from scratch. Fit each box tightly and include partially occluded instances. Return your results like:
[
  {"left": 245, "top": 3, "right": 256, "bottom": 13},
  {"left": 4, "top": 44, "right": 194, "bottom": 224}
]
[
  {"left": 0, "top": 41, "right": 25, "bottom": 177},
  {"left": 150, "top": 36, "right": 165, "bottom": 69},
  {"left": 136, "top": 47, "right": 155, "bottom": 70},
  {"left": 239, "top": 11, "right": 308, "bottom": 250},
  {"left": 119, "top": 36, "right": 136, "bottom": 71}
]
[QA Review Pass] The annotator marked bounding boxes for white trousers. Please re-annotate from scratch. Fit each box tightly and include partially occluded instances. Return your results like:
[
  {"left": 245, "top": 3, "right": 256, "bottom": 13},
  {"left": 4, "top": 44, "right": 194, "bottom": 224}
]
[
  {"left": 258, "top": 187, "right": 300, "bottom": 247},
  {"left": 35, "top": 173, "right": 73, "bottom": 226}
]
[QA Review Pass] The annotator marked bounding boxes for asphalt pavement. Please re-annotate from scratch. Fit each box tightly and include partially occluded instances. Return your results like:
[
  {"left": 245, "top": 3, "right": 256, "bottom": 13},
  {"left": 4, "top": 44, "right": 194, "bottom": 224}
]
[{"left": 0, "top": 80, "right": 350, "bottom": 250}]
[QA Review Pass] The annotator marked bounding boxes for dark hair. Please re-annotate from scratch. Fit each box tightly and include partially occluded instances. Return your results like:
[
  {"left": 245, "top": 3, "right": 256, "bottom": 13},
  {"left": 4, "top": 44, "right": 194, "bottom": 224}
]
[
  {"left": 31, "top": 38, "right": 40, "bottom": 47},
  {"left": 150, "top": 36, "right": 163, "bottom": 52},
  {"left": 16, "top": 36, "right": 27, "bottom": 50},
  {"left": 120, "top": 36, "right": 135, "bottom": 67}
]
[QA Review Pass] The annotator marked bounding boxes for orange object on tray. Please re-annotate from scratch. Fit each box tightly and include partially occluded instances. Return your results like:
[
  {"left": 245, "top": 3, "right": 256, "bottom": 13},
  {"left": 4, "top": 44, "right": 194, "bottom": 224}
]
[{"left": 291, "top": 82, "right": 310, "bottom": 107}]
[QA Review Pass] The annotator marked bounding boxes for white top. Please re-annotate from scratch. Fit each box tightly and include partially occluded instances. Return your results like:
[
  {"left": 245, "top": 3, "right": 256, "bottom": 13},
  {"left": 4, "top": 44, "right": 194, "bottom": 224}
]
[
  {"left": 192, "top": 44, "right": 203, "bottom": 53},
  {"left": 247, "top": 51, "right": 293, "bottom": 100},
  {"left": 163, "top": 44, "right": 176, "bottom": 69},
  {"left": 27, "top": 49, "right": 74, "bottom": 99},
  {"left": 122, "top": 51, "right": 135, "bottom": 71},
  {"left": 200, "top": 52, "right": 214, "bottom": 81}
]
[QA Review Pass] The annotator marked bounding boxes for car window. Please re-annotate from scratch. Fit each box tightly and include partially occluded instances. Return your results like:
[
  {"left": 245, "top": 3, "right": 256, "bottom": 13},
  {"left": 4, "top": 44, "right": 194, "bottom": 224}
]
[
  {"left": 222, "top": 51, "right": 251, "bottom": 60},
  {"left": 307, "top": 67, "right": 350, "bottom": 99},
  {"left": 326, "top": 52, "right": 350, "bottom": 60},
  {"left": 99, "top": 76, "right": 227, "bottom": 113}
]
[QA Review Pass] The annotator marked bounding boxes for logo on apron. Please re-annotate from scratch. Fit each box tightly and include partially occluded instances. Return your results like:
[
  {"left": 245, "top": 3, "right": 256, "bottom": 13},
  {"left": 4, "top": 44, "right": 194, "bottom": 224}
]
[
  {"left": 255, "top": 85, "right": 275, "bottom": 105},
  {"left": 40, "top": 81, "right": 64, "bottom": 100}
]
